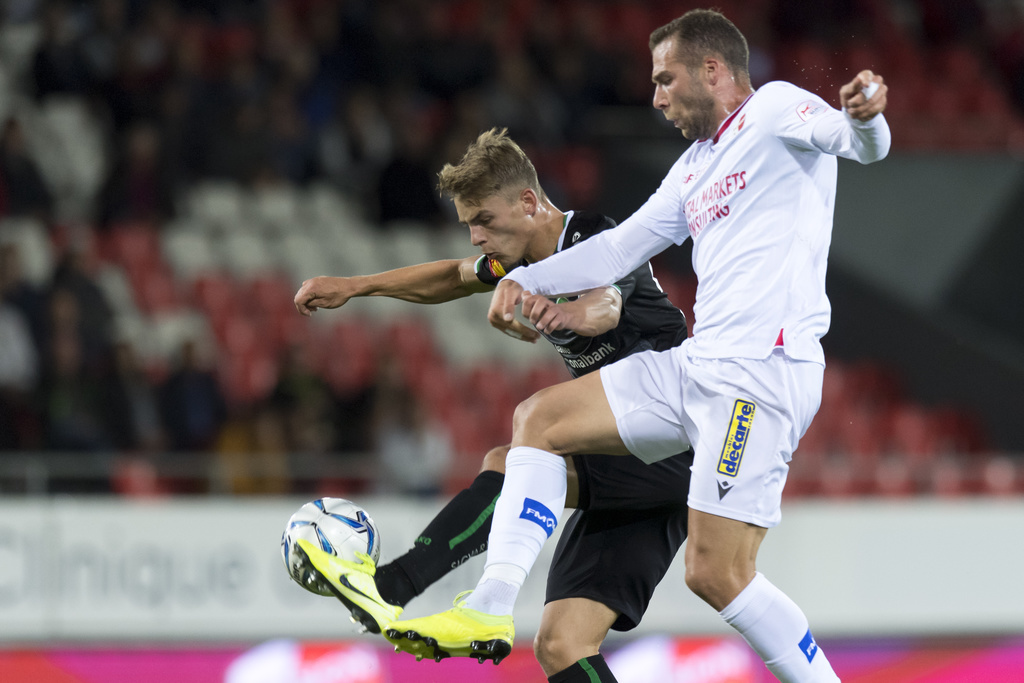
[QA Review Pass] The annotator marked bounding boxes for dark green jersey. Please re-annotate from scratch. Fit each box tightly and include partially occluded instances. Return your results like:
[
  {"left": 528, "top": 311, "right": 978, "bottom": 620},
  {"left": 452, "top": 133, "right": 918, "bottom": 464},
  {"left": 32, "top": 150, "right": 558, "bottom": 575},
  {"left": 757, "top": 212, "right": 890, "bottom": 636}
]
[{"left": 475, "top": 210, "right": 687, "bottom": 379}]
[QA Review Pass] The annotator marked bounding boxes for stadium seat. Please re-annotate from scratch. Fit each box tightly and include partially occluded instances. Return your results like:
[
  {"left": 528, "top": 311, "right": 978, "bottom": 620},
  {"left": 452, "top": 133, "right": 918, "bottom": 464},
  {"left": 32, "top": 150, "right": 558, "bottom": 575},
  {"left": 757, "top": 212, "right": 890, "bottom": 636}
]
[
  {"left": 104, "top": 222, "right": 162, "bottom": 271},
  {"left": 245, "top": 274, "right": 297, "bottom": 318},
  {"left": 817, "top": 456, "right": 870, "bottom": 498},
  {"left": 320, "top": 320, "right": 379, "bottom": 393},
  {"left": 36, "top": 98, "right": 108, "bottom": 204},
  {"left": 191, "top": 273, "right": 239, "bottom": 321},
  {"left": 0, "top": 216, "right": 53, "bottom": 285},
  {"left": 219, "top": 232, "right": 276, "bottom": 278},
  {"left": 187, "top": 181, "right": 247, "bottom": 233},
  {"left": 130, "top": 264, "right": 183, "bottom": 314},
  {"left": 885, "top": 404, "right": 940, "bottom": 462},
  {"left": 148, "top": 310, "right": 212, "bottom": 365},
  {"left": 380, "top": 222, "right": 437, "bottom": 271},
  {"left": 276, "top": 232, "right": 333, "bottom": 285},
  {"left": 926, "top": 457, "right": 970, "bottom": 498},
  {"left": 161, "top": 228, "right": 220, "bottom": 282},
  {"left": 248, "top": 185, "right": 299, "bottom": 235},
  {"left": 872, "top": 456, "right": 918, "bottom": 497},
  {"left": 980, "top": 456, "right": 1019, "bottom": 496},
  {"left": 834, "top": 404, "right": 886, "bottom": 464},
  {"left": 93, "top": 263, "right": 135, "bottom": 311},
  {"left": 303, "top": 183, "right": 367, "bottom": 228},
  {"left": 219, "top": 348, "right": 280, "bottom": 406}
]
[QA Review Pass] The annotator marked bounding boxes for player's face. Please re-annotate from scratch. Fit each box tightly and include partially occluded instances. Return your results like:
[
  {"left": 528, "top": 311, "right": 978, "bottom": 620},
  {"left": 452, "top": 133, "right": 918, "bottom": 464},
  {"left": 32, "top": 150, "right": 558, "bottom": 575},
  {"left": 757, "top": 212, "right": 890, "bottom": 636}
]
[
  {"left": 651, "top": 38, "right": 717, "bottom": 141},
  {"left": 454, "top": 193, "right": 533, "bottom": 267}
]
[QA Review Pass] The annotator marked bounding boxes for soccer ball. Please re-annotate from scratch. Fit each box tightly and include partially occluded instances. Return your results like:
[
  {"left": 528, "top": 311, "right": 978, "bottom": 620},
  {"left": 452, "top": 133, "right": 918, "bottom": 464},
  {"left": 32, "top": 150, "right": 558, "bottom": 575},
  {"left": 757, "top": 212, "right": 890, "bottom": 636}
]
[{"left": 280, "top": 497, "right": 381, "bottom": 596}]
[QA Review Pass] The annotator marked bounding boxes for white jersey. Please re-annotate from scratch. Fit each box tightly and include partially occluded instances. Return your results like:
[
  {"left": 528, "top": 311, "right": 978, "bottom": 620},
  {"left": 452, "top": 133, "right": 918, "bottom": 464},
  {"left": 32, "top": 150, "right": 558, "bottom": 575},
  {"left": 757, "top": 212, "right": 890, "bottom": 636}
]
[{"left": 507, "top": 80, "right": 890, "bottom": 366}]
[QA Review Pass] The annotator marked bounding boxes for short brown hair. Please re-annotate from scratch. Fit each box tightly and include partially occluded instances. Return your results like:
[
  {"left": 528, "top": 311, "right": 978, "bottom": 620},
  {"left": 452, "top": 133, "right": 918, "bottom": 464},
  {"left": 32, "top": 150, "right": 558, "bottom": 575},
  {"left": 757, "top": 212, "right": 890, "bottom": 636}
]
[
  {"left": 649, "top": 9, "right": 749, "bottom": 79},
  {"left": 437, "top": 128, "right": 543, "bottom": 205}
]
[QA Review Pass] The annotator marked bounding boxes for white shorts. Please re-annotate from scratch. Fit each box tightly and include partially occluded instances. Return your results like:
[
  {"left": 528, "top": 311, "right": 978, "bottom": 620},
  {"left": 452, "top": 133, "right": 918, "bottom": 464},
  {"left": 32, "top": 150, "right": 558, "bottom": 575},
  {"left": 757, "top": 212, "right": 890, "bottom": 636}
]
[{"left": 599, "top": 342, "right": 823, "bottom": 528}]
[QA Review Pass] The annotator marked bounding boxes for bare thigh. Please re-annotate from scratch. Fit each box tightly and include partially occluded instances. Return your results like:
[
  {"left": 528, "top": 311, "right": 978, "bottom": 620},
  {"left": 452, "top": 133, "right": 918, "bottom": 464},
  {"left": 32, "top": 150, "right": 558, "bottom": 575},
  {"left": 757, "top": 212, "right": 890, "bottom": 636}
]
[{"left": 512, "top": 371, "right": 629, "bottom": 457}]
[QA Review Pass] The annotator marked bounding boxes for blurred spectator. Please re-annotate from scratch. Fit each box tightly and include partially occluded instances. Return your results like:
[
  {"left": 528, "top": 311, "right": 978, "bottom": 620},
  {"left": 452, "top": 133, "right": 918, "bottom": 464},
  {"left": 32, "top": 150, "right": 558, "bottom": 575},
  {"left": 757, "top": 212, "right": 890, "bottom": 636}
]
[
  {"left": 482, "top": 50, "right": 566, "bottom": 147},
  {"left": 215, "top": 404, "right": 290, "bottom": 495},
  {"left": 49, "top": 249, "right": 115, "bottom": 368},
  {"left": 264, "top": 86, "right": 316, "bottom": 185},
  {"left": 317, "top": 86, "right": 394, "bottom": 196},
  {"left": 97, "top": 121, "right": 175, "bottom": 228},
  {"left": 371, "top": 363, "right": 452, "bottom": 497},
  {"left": 102, "top": 340, "right": 165, "bottom": 452},
  {"left": 159, "top": 339, "right": 227, "bottom": 452},
  {"left": 203, "top": 101, "right": 269, "bottom": 184},
  {"left": 0, "top": 119, "right": 54, "bottom": 221},
  {"left": 32, "top": 0, "right": 91, "bottom": 100},
  {"left": 41, "top": 320, "right": 110, "bottom": 451},
  {"left": 80, "top": 0, "right": 127, "bottom": 88},
  {"left": 0, "top": 299, "right": 38, "bottom": 449},
  {"left": 375, "top": 112, "right": 444, "bottom": 225},
  {"left": 0, "top": 242, "right": 47, "bottom": 349},
  {"left": 270, "top": 344, "right": 335, "bottom": 454}
]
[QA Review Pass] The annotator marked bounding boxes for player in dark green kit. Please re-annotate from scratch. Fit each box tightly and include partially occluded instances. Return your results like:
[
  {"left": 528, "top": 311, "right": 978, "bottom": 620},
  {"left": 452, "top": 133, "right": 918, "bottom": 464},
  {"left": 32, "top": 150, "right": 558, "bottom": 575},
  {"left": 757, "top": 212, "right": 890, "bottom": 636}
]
[{"left": 293, "top": 128, "right": 691, "bottom": 683}]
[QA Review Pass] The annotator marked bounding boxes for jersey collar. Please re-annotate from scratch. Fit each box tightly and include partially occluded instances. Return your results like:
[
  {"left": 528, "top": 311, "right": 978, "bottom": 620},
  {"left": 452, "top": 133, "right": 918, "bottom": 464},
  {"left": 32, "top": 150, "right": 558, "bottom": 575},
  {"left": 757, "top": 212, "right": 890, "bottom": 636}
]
[
  {"left": 556, "top": 211, "right": 573, "bottom": 253},
  {"left": 710, "top": 92, "right": 754, "bottom": 145}
]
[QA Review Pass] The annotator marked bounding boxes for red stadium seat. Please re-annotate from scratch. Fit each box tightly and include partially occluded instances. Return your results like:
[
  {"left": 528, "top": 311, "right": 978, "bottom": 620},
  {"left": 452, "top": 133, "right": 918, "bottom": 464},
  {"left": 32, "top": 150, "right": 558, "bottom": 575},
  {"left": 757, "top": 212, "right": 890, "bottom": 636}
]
[
  {"left": 885, "top": 404, "right": 940, "bottom": 462},
  {"left": 192, "top": 273, "right": 240, "bottom": 320},
  {"left": 871, "top": 456, "right": 918, "bottom": 497},
  {"left": 926, "top": 457, "right": 969, "bottom": 498},
  {"left": 981, "top": 456, "right": 1019, "bottom": 496},
  {"left": 219, "top": 349, "right": 279, "bottom": 406},
  {"left": 104, "top": 223, "right": 163, "bottom": 274},
  {"left": 130, "top": 265, "right": 183, "bottom": 313},
  {"left": 817, "top": 456, "right": 871, "bottom": 498},
  {"left": 321, "top": 320, "right": 379, "bottom": 393}
]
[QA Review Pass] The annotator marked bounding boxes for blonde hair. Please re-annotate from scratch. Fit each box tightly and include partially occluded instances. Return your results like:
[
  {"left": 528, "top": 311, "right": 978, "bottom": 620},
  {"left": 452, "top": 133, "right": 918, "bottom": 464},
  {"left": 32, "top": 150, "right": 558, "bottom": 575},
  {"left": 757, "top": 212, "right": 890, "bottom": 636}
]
[{"left": 437, "top": 128, "right": 544, "bottom": 205}]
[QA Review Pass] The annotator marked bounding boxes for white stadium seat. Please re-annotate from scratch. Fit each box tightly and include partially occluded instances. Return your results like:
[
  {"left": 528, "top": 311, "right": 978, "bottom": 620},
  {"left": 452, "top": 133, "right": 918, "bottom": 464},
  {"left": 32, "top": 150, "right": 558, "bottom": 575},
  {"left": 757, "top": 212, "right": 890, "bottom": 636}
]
[
  {"left": 248, "top": 185, "right": 300, "bottom": 236},
  {"left": 219, "top": 232, "right": 274, "bottom": 278},
  {"left": 161, "top": 228, "right": 220, "bottom": 281},
  {"left": 186, "top": 182, "right": 247, "bottom": 233},
  {"left": 0, "top": 216, "right": 52, "bottom": 285}
]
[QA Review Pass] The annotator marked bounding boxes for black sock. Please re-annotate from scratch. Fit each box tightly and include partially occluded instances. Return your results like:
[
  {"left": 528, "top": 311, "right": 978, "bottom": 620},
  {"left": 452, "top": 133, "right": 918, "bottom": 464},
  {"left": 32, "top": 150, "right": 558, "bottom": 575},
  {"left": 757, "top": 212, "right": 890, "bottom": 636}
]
[
  {"left": 548, "top": 654, "right": 618, "bottom": 683},
  {"left": 375, "top": 470, "right": 504, "bottom": 607}
]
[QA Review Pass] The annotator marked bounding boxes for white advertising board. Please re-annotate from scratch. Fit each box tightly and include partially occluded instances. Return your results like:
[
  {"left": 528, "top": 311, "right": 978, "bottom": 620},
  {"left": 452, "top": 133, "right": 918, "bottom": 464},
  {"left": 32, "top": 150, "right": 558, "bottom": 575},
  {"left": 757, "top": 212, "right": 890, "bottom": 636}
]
[{"left": 1, "top": 497, "right": 1023, "bottom": 642}]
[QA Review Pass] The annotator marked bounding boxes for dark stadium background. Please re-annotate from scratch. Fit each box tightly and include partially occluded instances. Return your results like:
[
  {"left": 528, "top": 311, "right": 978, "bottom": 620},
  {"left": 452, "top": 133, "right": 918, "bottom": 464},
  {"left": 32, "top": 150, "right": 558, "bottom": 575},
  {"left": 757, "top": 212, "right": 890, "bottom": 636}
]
[{"left": 1, "top": 1, "right": 1023, "bottom": 681}]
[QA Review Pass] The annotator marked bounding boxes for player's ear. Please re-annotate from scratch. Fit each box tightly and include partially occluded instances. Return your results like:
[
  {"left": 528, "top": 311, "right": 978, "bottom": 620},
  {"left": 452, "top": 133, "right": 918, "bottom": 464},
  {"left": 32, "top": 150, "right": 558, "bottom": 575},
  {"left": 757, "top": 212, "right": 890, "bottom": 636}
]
[
  {"left": 705, "top": 57, "right": 720, "bottom": 86},
  {"left": 519, "top": 187, "right": 539, "bottom": 217}
]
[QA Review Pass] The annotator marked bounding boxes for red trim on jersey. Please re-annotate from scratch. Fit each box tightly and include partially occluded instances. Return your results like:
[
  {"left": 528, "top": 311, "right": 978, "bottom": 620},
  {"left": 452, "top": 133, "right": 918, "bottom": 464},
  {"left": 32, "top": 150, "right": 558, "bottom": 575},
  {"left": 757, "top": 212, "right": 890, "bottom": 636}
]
[
  {"left": 712, "top": 94, "right": 754, "bottom": 144},
  {"left": 775, "top": 329, "right": 784, "bottom": 347}
]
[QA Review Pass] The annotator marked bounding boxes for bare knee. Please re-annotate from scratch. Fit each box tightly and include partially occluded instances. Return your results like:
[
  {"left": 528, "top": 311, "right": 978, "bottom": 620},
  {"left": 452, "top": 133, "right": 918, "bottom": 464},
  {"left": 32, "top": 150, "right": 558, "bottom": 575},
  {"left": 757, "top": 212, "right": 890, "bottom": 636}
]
[
  {"left": 534, "top": 628, "right": 591, "bottom": 676},
  {"left": 480, "top": 445, "right": 509, "bottom": 474},
  {"left": 684, "top": 547, "right": 755, "bottom": 611},
  {"left": 512, "top": 390, "right": 560, "bottom": 453}
]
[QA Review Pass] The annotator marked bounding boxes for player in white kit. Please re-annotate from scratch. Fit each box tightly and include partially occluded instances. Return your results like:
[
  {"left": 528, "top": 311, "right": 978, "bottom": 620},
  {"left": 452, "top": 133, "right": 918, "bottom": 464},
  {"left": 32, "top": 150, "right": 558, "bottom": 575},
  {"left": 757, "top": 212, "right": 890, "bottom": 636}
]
[{"left": 386, "top": 10, "right": 890, "bottom": 682}]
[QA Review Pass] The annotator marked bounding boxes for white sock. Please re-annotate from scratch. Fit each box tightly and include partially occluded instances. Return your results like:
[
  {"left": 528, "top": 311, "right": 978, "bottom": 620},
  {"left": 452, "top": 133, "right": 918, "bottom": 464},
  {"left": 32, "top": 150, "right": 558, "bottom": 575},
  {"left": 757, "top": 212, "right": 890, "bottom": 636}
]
[
  {"left": 462, "top": 446, "right": 567, "bottom": 615},
  {"left": 720, "top": 572, "right": 840, "bottom": 683}
]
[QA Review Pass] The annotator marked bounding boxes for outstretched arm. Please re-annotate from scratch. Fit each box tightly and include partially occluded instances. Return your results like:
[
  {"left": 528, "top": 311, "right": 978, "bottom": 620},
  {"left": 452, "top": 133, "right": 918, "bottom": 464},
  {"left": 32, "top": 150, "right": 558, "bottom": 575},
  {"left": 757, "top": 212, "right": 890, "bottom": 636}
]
[{"left": 294, "top": 257, "right": 490, "bottom": 316}]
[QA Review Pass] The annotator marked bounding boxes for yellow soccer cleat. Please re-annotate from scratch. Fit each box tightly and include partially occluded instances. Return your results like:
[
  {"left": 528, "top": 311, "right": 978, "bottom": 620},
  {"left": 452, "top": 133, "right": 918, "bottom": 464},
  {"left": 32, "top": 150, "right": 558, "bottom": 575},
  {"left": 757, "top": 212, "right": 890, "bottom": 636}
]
[
  {"left": 294, "top": 538, "right": 403, "bottom": 634},
  {"left": 384, "top": 591, "right": 514, "bottom": 665}
]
